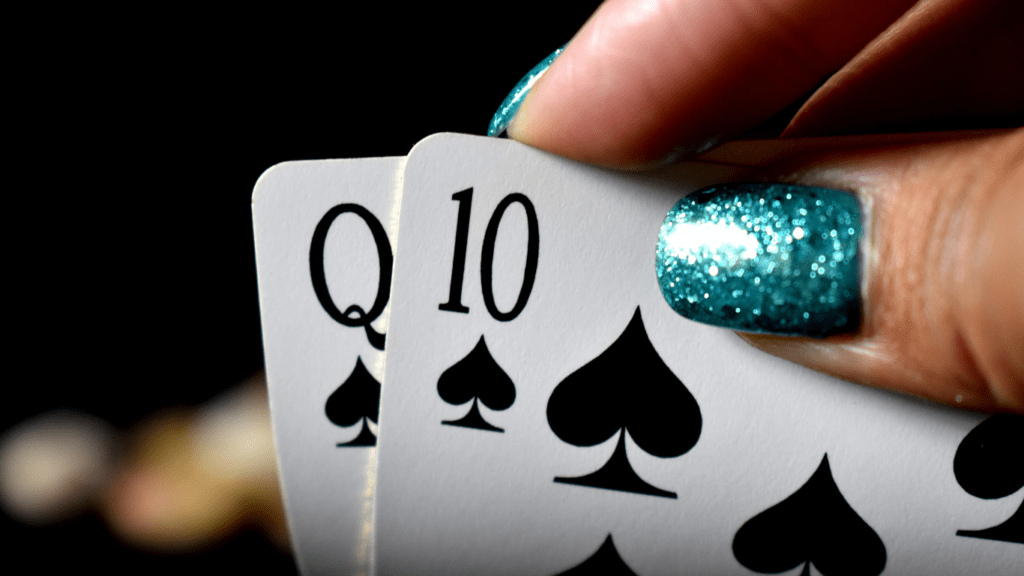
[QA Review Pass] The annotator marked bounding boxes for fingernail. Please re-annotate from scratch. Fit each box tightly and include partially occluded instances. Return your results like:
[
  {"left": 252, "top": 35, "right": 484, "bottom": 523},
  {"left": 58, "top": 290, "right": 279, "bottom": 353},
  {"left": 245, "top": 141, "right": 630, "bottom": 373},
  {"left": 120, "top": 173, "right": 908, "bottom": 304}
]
[
  {"left": 487, "top": 46, "right": 564, "bottom": 137},
  {"left": 656, "top": 183, "right": 862, "bottom": 337}
]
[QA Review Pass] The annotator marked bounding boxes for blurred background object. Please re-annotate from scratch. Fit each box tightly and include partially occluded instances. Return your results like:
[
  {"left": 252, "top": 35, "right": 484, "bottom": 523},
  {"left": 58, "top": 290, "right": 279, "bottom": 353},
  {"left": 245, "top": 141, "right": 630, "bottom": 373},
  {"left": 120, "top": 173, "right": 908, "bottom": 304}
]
[
  {"left": 4, "top": 4, "right": 600, "bottom": 574},
  {"left": 0, "top": 410, "right": 115, "bottom": 526},
  {"left": 100, "top": 373, "right": 286, "bottom": 553},
  {"left": 0, "top": 376, "right": 287, "bottom": 551}
]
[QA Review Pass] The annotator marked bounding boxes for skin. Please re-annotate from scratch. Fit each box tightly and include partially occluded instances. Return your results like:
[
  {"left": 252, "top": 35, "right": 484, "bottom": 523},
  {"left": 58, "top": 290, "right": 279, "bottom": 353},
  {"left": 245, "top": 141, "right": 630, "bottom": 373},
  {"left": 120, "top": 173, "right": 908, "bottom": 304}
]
[{"left": 508, "top": 0, "right": 1024, "bottom": 412}]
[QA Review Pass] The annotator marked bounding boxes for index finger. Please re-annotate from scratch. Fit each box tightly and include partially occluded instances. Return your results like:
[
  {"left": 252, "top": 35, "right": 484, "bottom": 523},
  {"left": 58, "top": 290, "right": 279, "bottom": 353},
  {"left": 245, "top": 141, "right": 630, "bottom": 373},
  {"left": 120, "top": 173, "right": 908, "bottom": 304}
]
[{"left": 506, "top": 0, "right": 916, "bottom": 168}]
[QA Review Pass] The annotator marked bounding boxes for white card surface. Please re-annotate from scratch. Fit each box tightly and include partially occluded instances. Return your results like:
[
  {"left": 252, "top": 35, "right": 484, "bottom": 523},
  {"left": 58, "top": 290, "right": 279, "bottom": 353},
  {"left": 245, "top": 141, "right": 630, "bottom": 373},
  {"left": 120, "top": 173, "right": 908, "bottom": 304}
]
[
  {"left": 375, "top": 134, "right": 1021, "bottom": 575},
  {"left": 253, "top": 158, "right": 404, "bottom": 576}
]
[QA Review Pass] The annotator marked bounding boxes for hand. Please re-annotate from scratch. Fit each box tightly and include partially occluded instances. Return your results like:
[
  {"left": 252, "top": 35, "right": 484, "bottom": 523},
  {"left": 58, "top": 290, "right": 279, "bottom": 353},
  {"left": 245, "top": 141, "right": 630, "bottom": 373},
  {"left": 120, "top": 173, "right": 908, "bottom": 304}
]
[{"left": 492, "top": 0, "right": 1024, "bottom": 412}]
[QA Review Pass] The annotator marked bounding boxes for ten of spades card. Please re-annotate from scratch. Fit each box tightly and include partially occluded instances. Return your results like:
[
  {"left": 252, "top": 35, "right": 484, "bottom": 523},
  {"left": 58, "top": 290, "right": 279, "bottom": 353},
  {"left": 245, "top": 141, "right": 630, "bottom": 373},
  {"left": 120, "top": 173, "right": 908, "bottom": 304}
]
[{"left": 373, "top": 134, "right": 1022, "bottom": 575}]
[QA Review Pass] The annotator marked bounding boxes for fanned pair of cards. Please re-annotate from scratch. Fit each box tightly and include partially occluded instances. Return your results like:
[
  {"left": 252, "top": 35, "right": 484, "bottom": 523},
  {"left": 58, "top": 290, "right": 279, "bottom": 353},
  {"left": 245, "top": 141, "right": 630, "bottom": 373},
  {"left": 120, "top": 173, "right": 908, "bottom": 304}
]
[{"left": 253, "top": 133, "right": 1022, "bottom": 575}]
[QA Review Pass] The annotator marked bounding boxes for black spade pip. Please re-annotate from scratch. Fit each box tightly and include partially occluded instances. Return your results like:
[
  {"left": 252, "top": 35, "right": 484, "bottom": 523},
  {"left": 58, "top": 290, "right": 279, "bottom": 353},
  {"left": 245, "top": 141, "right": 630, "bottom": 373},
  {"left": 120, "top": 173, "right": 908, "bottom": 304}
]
[
  {"left": 547, "top": 307, "right": 701, "bottom": 499},
  {"left": 325, "top": 357, "right": 381, "bottom": 447},
  {"left": 437, "top": 336, "right": 516, "bottom": 432},
  {"left": 733, "top": 454, "right": 887, "bottom": 576},
  {"left": 554, "top": 534, "right": 639, "bottom": 576},
  {"left": 954, "top": 414, "right": 1024, "bottom": 544}
]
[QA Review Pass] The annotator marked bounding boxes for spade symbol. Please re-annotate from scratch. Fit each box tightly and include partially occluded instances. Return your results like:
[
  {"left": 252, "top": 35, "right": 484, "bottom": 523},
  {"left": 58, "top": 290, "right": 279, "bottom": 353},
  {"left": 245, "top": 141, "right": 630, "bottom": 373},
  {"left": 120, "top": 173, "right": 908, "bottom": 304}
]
[
  {"left": 437, "top": 336, "right": 516, "bottom": 433},
  {"left": 325, "top": 357, "right": 381, "bottom": 447},
  {"left": 733, "top": 454, "right": 887, "bottom": 576},
  {"left": 553, "top": 534, "right": 639, "bottom": 576},
  {"left": 953, "top": 414, "right": 1024, "bottom": 544},
  {"left": 547, "top": 307, "right": 701, "bottom": 499}
]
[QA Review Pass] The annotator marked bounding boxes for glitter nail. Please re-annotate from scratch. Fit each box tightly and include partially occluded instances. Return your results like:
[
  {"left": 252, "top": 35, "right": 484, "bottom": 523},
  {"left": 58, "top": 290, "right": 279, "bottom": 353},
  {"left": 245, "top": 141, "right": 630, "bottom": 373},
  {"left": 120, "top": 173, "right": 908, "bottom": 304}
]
[{"left": 656, "top": 183, "right": 861, "bottom": 337}]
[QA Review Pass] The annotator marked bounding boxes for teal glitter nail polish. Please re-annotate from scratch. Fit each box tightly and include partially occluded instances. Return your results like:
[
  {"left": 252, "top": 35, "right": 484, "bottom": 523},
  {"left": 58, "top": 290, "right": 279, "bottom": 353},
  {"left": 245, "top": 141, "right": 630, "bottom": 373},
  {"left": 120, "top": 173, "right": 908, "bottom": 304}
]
[
  {"left": 656, "top": 183, "right": 862, "bottom": 337},
  {"left": 487, "top": 46, "right": 564, "bottom": 137}
]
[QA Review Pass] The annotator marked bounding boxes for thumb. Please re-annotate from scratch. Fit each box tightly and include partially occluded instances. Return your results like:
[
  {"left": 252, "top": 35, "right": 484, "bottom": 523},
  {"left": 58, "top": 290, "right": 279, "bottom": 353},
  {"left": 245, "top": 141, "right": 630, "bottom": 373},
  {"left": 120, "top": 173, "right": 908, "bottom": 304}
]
[{"left": 656, "top": 129, "right": 1024, "bottom": 412}]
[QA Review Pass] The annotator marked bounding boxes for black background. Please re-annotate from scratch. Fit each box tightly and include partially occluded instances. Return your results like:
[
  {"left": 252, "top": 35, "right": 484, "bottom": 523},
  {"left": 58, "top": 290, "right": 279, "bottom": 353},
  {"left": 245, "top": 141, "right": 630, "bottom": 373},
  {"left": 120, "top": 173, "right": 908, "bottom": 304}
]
[{"left": 5, "top": 4, "right": 600, "bottom": 574}]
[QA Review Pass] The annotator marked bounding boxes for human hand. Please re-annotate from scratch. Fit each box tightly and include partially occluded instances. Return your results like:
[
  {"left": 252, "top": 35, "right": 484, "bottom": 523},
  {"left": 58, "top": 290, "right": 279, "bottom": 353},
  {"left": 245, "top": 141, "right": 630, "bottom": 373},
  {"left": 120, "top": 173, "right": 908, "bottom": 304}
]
[{"left": 490, "top": 0, "right": 1023, "bottom": 412}]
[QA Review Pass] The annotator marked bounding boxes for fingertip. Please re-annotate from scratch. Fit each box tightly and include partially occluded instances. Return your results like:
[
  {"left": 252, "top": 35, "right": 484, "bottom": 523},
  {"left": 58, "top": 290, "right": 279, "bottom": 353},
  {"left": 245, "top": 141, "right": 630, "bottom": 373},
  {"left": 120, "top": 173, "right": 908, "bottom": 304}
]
[{"left": 506, "top": 1, "right": 697, "bottom": 168}]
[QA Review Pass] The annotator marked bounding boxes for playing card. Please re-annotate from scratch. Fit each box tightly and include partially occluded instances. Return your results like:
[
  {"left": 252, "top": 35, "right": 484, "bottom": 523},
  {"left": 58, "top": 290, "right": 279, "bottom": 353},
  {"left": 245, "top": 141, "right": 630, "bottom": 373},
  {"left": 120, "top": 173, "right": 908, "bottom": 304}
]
[
  {"left": 253, "top": 157, "right": 404, "bottom": 576},
  {"left": 374, "top": 134, "right": 1022, "bottom": 575}
]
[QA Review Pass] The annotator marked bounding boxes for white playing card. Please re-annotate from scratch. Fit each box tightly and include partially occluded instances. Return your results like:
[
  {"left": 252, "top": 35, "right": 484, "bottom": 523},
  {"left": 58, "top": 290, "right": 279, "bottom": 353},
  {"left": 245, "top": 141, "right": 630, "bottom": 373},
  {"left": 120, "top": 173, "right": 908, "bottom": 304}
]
[
  {"left": 253, "top": 158, "right": 404, "bottom": 576},
  {"left": 375, "top": 134, "right": 1022, "bottom": 575}
]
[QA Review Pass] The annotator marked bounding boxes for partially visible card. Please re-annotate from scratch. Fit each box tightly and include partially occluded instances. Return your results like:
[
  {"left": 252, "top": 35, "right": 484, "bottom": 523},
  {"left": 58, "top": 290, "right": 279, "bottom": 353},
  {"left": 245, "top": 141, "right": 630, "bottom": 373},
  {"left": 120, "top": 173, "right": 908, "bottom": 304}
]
[
  {"left": 253, "top": 158, "right": 404, "bottom": 576},
  {"left": 375, "top": 134, "right": 1021, "bottom": 575}
]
